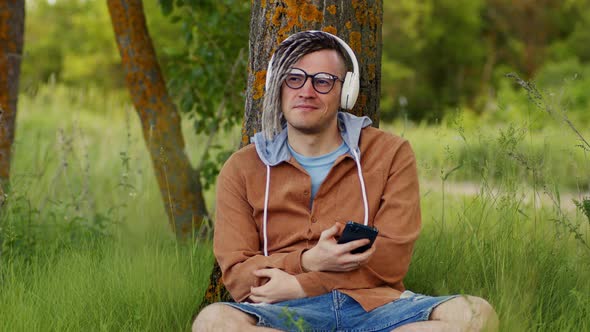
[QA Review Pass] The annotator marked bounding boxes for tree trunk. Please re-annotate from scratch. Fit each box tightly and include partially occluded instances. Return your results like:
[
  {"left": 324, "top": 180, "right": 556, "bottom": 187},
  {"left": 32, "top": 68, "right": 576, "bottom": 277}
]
[
  {"left": 0, "top": 0, "right": 25, "bottom": 192},
  {"left": 202, "top": 0, "right": 383, "bottom": 309},
  {"left": 107, "top": 0, "right": 208, "bottom": 239}
]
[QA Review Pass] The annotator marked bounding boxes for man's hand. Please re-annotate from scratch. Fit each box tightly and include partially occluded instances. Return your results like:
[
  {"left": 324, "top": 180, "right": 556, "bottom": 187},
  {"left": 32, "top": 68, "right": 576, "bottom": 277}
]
[
  {"left": 301, "top": 223, "right": 376, "bottom": 272},
  {"left": 249, "top": 268, "right": 306, "bottom": 304}
]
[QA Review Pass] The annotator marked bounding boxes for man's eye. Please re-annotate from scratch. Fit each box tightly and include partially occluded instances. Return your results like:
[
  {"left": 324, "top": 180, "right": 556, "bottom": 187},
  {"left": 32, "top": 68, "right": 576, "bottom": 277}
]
[
  {"left": 287, "top": 75, "right": 304, "bottom": 84},
  {"left": 314, "top": 77, "right": 332, "bottom": 87}
]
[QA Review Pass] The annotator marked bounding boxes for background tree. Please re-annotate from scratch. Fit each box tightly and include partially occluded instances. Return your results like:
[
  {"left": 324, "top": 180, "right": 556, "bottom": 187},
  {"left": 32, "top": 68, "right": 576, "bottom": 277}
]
[
  {"left": 107, "top": 0, "right": 207, "bottom": 238},
  {"left": 157, "top": 0, "right": 249, "bottom": 193},
  {"left": 0, "top": 0, "right": 25, "bottom": 190},
  {"left": 201, "top": 0, "right": 383, "bottom": 308}
]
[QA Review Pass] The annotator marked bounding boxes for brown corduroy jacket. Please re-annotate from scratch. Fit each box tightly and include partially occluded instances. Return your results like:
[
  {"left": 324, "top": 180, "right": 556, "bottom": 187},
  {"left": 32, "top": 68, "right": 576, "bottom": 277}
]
[{"left": 214, "top": 123, "right": 421, "bottom": 312}]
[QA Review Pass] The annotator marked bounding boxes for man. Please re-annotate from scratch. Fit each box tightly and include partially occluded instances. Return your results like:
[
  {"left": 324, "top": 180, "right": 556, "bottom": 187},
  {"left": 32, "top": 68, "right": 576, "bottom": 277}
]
[{"left": 194, "top": 31, "right": 498, "bottom": 331}]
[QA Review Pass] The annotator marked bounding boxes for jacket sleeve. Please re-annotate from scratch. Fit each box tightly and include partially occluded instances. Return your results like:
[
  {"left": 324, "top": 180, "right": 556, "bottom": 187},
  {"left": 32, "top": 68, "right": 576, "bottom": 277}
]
[
  {"left": 213, "top": 155, "right": 307, "bottom": 303},
  {"left": 295, "top": 140, "right": 422, "bottom": 296}
]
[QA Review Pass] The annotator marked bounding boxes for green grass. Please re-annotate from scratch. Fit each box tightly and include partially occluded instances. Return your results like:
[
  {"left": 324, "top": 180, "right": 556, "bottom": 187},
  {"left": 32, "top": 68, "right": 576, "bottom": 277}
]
[
  {"left": 0, "top": 241, "right": 213, "bottom": 331},
  {"left": 1, "top": 84, "right": 589, "bottom": 331},
  {"left": 410, "top": 189, "right": 589, "bottom": 331},
  {"left": 384, "top": 118, "right": 590, "bottom": 192}
]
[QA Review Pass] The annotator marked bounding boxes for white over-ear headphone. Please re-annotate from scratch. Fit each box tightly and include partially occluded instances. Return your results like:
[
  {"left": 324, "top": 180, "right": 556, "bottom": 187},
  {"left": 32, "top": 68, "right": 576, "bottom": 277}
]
[{"left": 265, "top": 30, "right": 360, "bottom": 110}]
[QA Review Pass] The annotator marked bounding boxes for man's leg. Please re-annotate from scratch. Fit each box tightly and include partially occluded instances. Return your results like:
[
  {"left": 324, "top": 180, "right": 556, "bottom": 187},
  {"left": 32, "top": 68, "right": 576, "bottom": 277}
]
[
  {"left": 393, "top": 296, "right": 498, "bottom": 332},
  {"left": 192, "top": 303, "right": 280, "bottom": 332}
]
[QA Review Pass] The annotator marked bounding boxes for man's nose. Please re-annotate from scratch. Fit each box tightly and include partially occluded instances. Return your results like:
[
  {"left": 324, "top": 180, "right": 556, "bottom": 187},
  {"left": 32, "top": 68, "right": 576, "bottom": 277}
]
[{"left": 298, "top": 78, "right": 316, "bottom": 97}]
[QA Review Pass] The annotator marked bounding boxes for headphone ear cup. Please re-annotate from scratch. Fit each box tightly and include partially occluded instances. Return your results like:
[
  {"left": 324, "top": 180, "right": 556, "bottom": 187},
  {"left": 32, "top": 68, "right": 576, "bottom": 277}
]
[{"left": 340, "top": 72, "right": 359, "bottom": 110}]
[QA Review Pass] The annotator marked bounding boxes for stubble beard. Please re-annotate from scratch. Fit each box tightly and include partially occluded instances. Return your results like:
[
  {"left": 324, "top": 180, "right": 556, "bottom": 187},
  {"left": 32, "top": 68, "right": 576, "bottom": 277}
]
[{"left": 286, "top": 108, "right": 338, "bottom": 136}]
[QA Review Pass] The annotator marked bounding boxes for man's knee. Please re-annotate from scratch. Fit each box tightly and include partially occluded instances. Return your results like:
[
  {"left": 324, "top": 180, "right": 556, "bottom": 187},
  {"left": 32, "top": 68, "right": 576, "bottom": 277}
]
[
  {"left": 432, "top": 295, "right": 499, "bottom": 331},
  {"left": 466, "top": 296, "right": 498, "bottom": 331},
  {"left": 192, "top": 303, "right": 256, "bottom": 332}
]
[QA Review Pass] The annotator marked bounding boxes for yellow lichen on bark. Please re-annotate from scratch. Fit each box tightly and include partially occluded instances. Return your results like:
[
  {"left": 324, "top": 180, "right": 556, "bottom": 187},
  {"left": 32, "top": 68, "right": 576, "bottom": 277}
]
[
  {"left": 271, "top": 0, "right": 324, "bottom": 40},
  {"left": 368, "top": 4, "right": 382, "bottom": 28},
  {"left": 368, "top": 63, "right": 376, "bottom": 80},
  {"left": 345, "top": 21, "right": 352, "bottom": 29},
  {"left": 241, "top": 130, "right": 250, "bottom": 147},
  {"left": 323, "top": 26, "right": 337, "bottom": 35},
  {"left": 352, "top": 0, "right": 368, "bottom": 25},
  {"left": 271, "top": 6, "right": 288, "bottom": 27},
  {"left": 349, "top": 31, "right": 362, "bottom": 54},
  {"left": 253, "top": 70, "right": 267, "bottom": 100},
  {"left": 327, "top": 5, "right": 337, "bottom": 15},
  {"left": 300, "top": 2, "right": 322, "bottom": 22}
]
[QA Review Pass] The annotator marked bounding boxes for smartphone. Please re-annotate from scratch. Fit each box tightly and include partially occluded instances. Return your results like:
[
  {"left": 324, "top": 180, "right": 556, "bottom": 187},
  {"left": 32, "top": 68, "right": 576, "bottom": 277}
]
[{"left": 337, "top": 221, "right": 379, "bottom": 254}]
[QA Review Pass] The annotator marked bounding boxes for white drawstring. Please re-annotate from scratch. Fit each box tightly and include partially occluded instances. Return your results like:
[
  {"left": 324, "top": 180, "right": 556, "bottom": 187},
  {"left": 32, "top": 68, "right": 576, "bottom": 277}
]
[
  {"left": 351, "top": 148, "right": 369, "bottom": 226},
  {"left": 263, "top": 164, "right": 270, "bottom": 256}
]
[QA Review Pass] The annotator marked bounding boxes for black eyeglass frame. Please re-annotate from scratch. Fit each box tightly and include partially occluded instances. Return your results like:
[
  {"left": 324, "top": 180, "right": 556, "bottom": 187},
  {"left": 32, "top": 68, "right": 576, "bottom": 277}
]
[{"left": 283, "top": 67, "right": 343, "bottom": 94}]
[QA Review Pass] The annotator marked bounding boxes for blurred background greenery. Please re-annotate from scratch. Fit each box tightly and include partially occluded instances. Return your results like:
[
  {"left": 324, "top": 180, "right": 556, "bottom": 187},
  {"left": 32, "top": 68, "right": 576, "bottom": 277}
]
[{"left": 20, "top": 0, "right": 590, "bottom": 126}]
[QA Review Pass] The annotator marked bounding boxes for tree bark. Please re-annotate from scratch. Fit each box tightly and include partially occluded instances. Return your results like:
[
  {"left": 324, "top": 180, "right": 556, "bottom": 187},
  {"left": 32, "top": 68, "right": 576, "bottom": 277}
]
[
  {"left": 0, "top": 0, "right": 25, "bottom": 190},
  {"left": 202, "top": 0, "right": 383, "bottom": 309},
  {"left": 107, "top": 0, "right": 208, "bottom": 239}
]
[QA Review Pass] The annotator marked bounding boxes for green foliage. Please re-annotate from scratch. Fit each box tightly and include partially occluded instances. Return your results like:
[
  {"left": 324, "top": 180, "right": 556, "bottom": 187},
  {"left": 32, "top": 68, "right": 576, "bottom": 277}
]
[
  {"left": 21, "top": 1, "right": 590, "bottom": 125},
  {"left": 0, "top": 188, "right": 114, "bottom": 262},
  {"left": 21, "top": 1, "right": 183, "bottom": 92},
  {"left": 381, "top": 0, "right": 486, "bottom": 121},
  {"left": 573, "top": 198, "right": 590, "bottom": 224},
  {"left": 157, "top": 0, "right": 249, "bottom": 189},
  {"left": 22, "top": 0, "right": 122, "bottom": 90},
  {"left": 21, "top": 0, "right": 248, "bottom": 190},
  {"left": 562, "top": 4, "right": 590, "bottom": 62},
  {"left": 380, "top": 0, "right": 590, "bottom": 122}
]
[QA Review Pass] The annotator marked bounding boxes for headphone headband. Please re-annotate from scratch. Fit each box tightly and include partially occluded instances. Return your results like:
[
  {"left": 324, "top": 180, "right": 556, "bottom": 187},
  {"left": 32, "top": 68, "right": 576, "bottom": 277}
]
[{"left": 265, "top": 30, "right": 360, "bottom": 110}]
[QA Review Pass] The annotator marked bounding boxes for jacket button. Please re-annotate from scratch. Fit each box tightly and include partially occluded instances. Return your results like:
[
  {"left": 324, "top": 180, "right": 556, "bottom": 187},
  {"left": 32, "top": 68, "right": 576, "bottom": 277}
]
[
  {"left": 303, "top": 190, "right": 309, "bottom": 196},
  {"left": 311, "top": 217, "right": 317, "bottom": 223}
]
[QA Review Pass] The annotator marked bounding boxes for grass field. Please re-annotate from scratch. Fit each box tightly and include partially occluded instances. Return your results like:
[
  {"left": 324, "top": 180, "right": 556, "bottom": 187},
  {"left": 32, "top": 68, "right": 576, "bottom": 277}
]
[{"left": 1, "top": 84, "right": 589, "bottom": 331}]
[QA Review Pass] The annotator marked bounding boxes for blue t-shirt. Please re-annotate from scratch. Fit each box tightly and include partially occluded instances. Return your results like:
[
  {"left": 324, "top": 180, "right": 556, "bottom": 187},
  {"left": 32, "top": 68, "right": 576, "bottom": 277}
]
[{"left": 288, "top": 142, "right": 349, "bottom": 200}]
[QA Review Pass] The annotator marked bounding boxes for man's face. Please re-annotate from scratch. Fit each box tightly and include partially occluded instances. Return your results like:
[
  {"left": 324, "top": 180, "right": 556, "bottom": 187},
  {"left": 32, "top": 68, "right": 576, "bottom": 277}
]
[{"left": 280, "top": 49, "right": 346, "bottom": 137}]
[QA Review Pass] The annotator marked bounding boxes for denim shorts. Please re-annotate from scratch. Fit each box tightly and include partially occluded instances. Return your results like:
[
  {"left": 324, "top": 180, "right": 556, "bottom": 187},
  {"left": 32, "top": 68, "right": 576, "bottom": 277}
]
[{"left": 225, "top": 290, "right": 458, "bottom": 332}]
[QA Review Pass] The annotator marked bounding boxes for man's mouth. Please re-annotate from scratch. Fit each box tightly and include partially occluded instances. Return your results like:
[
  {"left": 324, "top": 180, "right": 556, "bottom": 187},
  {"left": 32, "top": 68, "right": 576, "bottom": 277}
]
[{"left": 294, "top": 104, "right": 318, "bottom": 110}]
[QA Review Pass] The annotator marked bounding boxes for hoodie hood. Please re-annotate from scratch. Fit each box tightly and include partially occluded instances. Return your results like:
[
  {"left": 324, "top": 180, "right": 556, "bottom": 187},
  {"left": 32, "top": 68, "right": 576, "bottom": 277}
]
[{"left": 252, "top": 112, "right": 373, "bottom": 166}]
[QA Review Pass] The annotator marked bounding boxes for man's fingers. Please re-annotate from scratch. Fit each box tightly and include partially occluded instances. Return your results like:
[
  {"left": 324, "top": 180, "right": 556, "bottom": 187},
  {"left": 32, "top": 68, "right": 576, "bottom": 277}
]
[
  {"left": 250, "top": 284, "right": 267, "bottom": 297},
  {"left": 339, "top": 238, "right": 371, "bottom": 252},
  {"left": 249, "top": 293, "right": 266, "bottom": 303},
  {"left": 319, "top": 223, "right": 341, "bottom": 240},
  {"left": 356, "top": 240, "right": 377, "bottom": 258},
  {"left": 253, "top": 268, "right": 275, "bottom": 278}
]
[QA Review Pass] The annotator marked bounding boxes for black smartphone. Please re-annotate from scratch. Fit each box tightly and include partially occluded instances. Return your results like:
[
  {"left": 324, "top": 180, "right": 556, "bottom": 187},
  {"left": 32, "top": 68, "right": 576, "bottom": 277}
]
[{"left": 337, "top": 221, "right": 379, "bottom": 254}]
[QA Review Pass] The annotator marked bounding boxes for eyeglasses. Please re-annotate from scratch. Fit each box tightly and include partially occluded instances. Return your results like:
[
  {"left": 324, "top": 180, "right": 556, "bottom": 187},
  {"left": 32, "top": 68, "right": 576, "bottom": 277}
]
[{"left": 284, "top": 68, "right": 342, "bottom": 94}]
